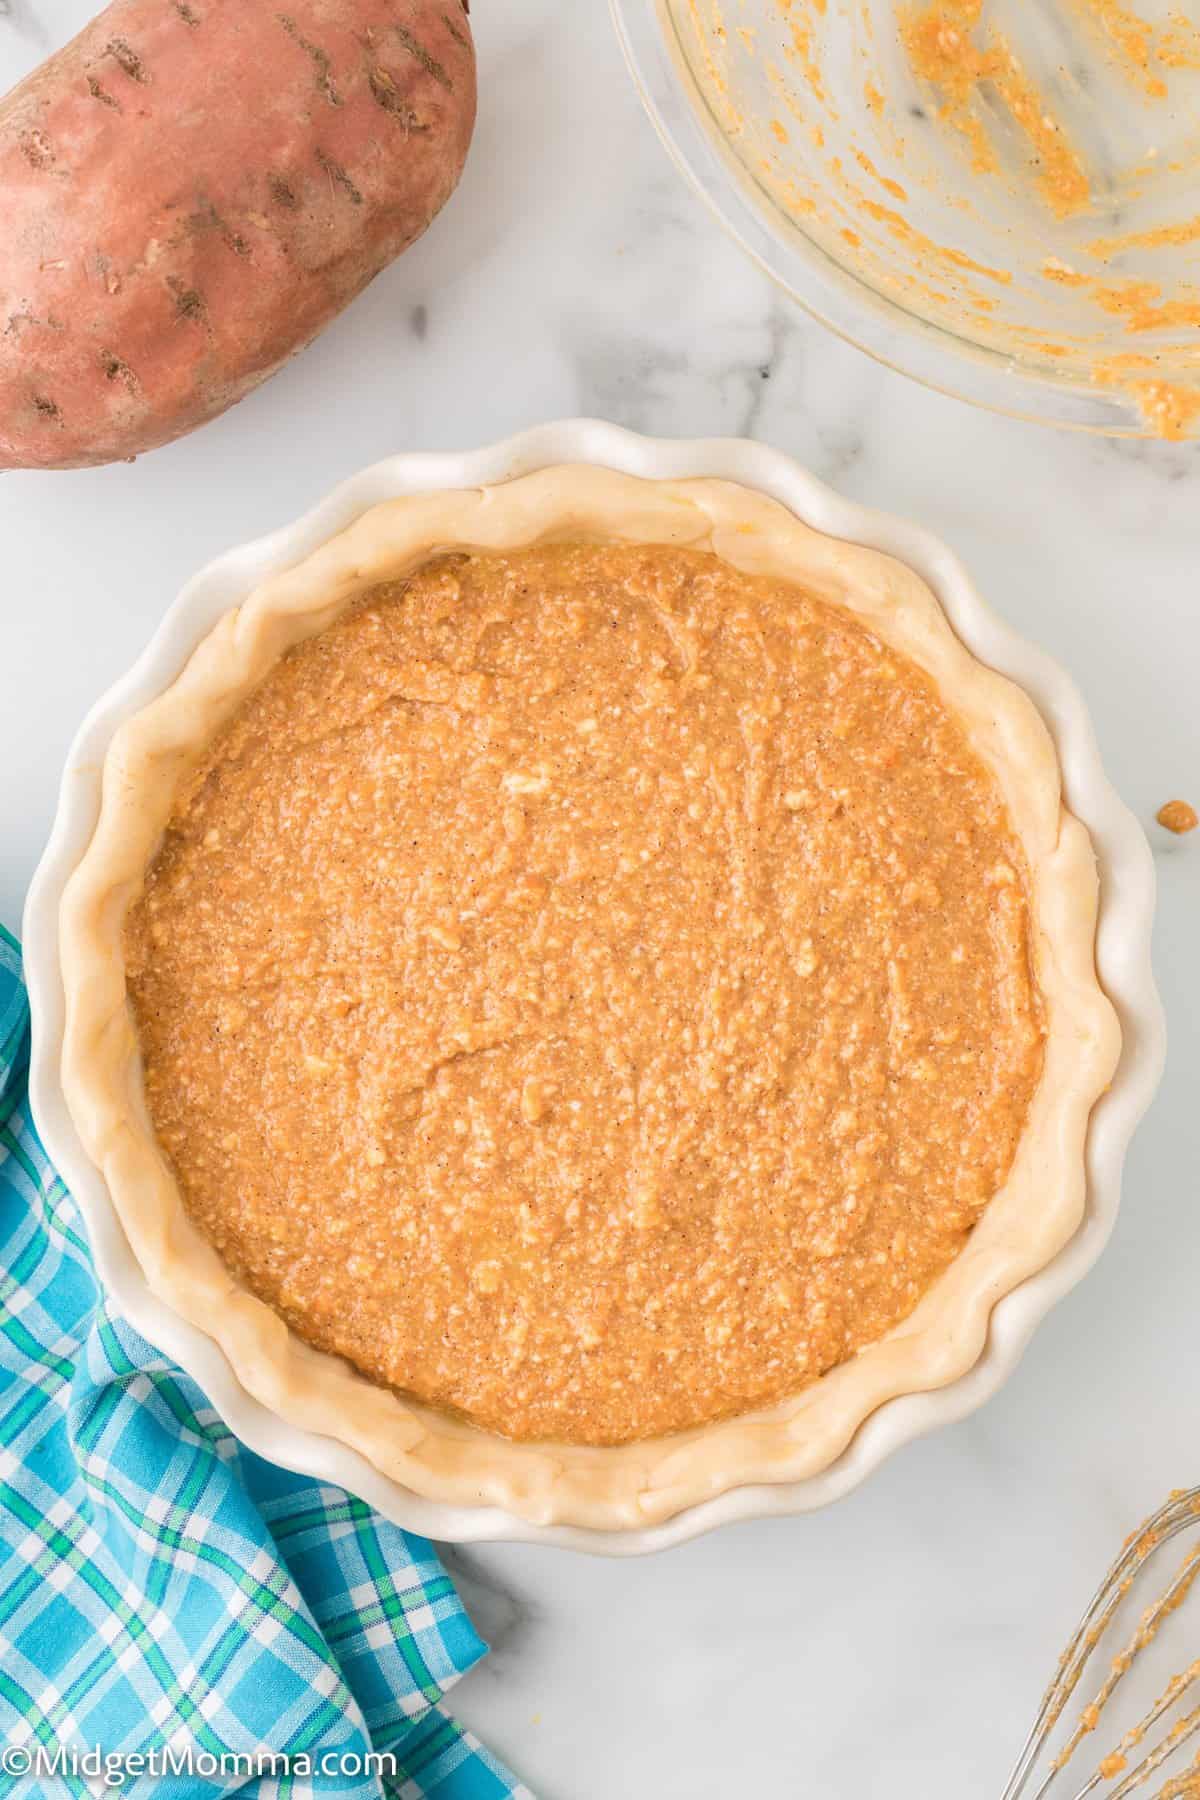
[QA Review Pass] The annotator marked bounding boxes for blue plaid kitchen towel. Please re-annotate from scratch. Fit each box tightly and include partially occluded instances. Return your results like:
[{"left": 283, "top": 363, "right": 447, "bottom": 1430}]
[{"left": 0, "top": 924, "right": 528, "bottom": 1800}]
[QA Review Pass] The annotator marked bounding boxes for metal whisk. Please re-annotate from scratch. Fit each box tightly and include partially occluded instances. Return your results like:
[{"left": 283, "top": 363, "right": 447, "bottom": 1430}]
[{"left": 1003, "top": 1489, "right": 1200, "bottom": 1800}]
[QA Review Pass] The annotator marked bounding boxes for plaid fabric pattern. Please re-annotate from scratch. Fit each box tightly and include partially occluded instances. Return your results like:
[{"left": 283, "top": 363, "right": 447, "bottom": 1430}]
[{"left": 0, "top": 925, "right": 528, "bottom": 1800}]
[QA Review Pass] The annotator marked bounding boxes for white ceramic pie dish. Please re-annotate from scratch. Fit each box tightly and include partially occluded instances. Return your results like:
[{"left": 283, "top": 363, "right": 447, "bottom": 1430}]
[{"left": 23, "top": 420, "right": 1164, "bottom": 1555}]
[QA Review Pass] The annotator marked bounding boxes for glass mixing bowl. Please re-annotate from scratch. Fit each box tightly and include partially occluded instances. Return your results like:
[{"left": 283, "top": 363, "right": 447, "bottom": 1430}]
[{"left": 611, "top": 0, "right": 1200, "bottom": 437}]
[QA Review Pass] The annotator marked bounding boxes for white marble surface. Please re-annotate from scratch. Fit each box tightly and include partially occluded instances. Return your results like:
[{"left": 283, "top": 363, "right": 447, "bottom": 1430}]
[{"left": 2, "top": 4, "right": 1198, "bottom": 1796}]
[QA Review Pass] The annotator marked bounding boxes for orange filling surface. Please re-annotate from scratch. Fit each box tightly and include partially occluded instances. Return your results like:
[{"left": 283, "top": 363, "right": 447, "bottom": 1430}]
[{"left": 126, "top": 542, "right": 1044, "bottom": 1445}]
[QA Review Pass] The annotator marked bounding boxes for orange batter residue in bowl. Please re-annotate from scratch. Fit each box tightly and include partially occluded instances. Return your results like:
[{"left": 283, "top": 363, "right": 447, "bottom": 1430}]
[
  {"left": 675, "top": 0, "right": 1200, "bottom": 436},
  {"left": 125, "top": 542, "right": 1045, "bottom": 1446},
  {"left": 899, "top": 0, "right": 1090, "bottom": 217}
]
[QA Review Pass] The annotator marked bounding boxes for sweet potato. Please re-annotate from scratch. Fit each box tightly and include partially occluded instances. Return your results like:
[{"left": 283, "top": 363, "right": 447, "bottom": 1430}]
[{"left": 0, "top": 0, "right": 476, "bottom": 469}]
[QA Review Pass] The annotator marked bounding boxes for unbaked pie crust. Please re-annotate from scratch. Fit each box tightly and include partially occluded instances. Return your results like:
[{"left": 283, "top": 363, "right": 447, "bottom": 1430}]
[{"left": 59, "top": 468, "right": 1121, "bottom": 1529}]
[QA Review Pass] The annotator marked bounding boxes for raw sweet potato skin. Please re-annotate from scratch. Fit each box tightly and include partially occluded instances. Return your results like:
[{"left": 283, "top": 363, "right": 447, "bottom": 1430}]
[{"left": 0, "top": 0, "right": 476, "bottom": 469}]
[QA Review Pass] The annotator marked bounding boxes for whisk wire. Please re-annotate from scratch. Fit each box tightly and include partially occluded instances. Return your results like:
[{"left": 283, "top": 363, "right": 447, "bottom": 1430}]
[{"left": 1002, "top": 1489, "right": 1200, "bottom": 1800}]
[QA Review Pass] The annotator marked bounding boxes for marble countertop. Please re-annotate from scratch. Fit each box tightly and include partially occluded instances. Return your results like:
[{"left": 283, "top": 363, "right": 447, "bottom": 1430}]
[{"left": 3, "top": 3, "right": 1198, "bottom": 1795}]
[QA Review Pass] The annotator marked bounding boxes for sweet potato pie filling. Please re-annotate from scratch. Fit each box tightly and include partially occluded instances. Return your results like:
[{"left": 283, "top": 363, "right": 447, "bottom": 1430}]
[{"left": 124, "top": 541, "right": 1045, "bottom": 1446}]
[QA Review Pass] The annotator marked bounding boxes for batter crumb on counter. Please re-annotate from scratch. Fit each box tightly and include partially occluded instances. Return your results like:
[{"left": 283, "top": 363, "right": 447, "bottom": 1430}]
[{"left": 1157, "top": 799, "right": 1198, "bottom": 834}]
